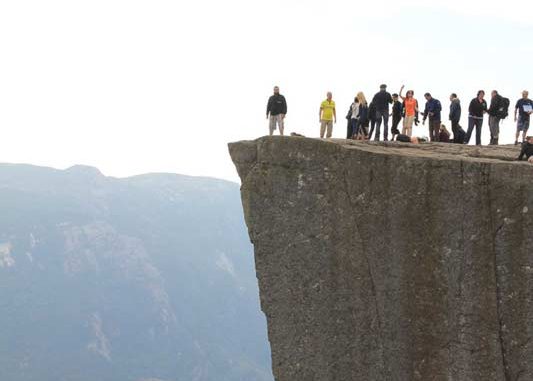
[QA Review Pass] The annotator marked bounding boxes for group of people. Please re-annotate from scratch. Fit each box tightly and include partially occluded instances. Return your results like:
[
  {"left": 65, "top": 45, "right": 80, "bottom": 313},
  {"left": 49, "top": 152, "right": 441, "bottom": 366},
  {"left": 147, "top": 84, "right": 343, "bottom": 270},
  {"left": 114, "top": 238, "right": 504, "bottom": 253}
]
[{"left": 266, "top": 85, "right": 533, "bottom": 150}]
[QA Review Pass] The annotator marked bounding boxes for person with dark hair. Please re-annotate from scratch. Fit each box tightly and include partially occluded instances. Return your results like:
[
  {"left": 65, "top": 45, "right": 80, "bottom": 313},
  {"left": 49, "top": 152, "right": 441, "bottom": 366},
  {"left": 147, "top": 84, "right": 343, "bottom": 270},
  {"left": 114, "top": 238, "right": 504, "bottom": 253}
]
[
  {"left": 390, "top": 93, "right": 402, "bottom": 140},
  {"left": 449, "top": 93, "right": 463, "bottom": 143},
  {"left": 346, "top": 96, "right": 360, "bottom": 139},
  {"left": 422, "top": 93, "right": 442, "bottom": 141},
  {"left": 517, "top": 136, "right": 533, "bottom": 161},
  {"left": 346, "top": 97, "right": 359, "bottom": 139},
  {"left": 515, "top": 90, "right": 533, "bottom": 145},
  {"left": 439, "top": 124, "right": 451, "bottom": 142},
  {"left": 368, "top": 101, "right": 377, "bottom": 140},
  {"left": 487, "top": 90, "right": 504, "bottom": 145},
  {"left": 371, "top": 84, "right": 393, "bottom": 141},
  {"left": 266, "top": 86, "right": 287, "bottom": 135},
  {"left": 465, "top": 90, "right": 487, "bottom": 145},
  {"left": 399, "top": 85, "right": 419, "bottom": 137}
]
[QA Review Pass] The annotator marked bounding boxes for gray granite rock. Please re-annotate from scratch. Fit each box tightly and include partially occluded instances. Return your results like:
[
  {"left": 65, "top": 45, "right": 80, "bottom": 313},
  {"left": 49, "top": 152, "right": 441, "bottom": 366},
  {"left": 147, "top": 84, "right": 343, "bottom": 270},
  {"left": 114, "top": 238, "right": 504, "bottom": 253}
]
[{"left": 229, "top": 136, "right": 533, "bottom": 381}]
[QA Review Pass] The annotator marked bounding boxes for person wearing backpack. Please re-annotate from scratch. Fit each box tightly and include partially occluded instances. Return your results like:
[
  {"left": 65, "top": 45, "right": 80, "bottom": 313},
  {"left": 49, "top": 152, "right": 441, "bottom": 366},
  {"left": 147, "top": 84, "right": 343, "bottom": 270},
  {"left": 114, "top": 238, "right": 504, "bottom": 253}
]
[
  {"left": 487, "top": 90, "right": 505, "bottom": 145},
  {"left": 422, "top": 93, "right": 442, "bottom": 142},
  {"left": 346, "top": 96, "right": 360, "bottom": 139},
  {"left": 465, "top": 90, "right": 487, "bottom": 145},
  {"left": 514, "top": 90, "right": 533, "bottom": 145}
]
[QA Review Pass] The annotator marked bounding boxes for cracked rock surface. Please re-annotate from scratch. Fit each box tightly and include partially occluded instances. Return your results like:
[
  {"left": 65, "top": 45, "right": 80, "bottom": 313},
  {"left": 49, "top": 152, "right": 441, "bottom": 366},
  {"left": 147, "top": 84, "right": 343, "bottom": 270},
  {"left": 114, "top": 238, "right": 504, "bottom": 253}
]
[{"left": 229, "top": 136, "right": 533, "bottom": 381}]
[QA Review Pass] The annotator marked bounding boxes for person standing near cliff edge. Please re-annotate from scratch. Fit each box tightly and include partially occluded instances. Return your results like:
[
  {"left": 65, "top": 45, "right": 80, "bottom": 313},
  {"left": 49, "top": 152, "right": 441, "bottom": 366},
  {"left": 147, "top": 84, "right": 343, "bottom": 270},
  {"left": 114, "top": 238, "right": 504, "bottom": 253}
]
[
  {"left": 422, "top": 93, "right": 442, "bottom": 142},
  {"left": 319, "top": 92, "right": 336, "bottom": 138},
  {"left": 371, "top": 84, "right": 393, "bottom": 141},
  {"left": 399, "top": 85, "right": 418, "bottom": 137},
  {"left": 465, "top": 90, "right": 487, "bottom": 145},
  {"left": 515, "top": 90, "right": 533, "bottom": 145},
  {"left": 266, "top": 86, "right": 287, "bottom": 136},
  {"left": 449, "top": 93, "right": 463, "bottom": 143},
  {"left": 487, "top": 90, "right": 504, "bottom": 145}
]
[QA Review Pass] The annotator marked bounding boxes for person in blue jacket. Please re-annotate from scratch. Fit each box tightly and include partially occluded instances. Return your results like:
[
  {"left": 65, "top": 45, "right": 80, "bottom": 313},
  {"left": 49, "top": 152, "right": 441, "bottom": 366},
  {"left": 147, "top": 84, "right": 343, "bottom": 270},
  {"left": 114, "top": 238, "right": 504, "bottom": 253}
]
[{"left": 422, "top": 93, "right": 442, "bottom": 142}]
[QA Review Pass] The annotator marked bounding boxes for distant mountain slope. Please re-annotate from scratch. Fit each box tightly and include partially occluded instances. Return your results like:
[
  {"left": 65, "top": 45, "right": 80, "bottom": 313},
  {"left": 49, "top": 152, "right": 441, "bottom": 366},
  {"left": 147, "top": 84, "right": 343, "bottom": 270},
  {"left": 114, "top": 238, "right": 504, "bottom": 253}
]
[{"left": 0, "top": 164, "right": 272, "bottom": 381}]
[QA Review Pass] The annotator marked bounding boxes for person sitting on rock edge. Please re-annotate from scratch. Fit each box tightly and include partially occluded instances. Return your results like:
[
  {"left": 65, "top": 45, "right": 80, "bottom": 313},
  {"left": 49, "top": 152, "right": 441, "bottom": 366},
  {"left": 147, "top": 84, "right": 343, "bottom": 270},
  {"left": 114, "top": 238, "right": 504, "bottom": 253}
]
[{"left": 517, "top": 136, "right": 533, "bottom": 161}]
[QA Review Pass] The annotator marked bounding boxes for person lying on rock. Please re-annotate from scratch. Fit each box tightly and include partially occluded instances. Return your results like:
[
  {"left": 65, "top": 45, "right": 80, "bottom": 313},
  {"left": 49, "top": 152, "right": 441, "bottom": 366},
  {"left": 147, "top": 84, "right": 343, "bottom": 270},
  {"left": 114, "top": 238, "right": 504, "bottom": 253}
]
[
  {"left": 395, "top": 134, "right": 428, "bottom": 144},
  {"left": 517, "top": 136, "right": 533, "bottom": 161}
]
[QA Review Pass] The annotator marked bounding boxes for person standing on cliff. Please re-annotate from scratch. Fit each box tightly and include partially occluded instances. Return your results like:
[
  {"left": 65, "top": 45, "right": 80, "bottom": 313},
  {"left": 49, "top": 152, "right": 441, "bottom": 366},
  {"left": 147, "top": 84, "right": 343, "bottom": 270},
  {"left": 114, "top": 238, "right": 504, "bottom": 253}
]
[
  {"left": 319, "top": 92, "right": 336, "bottom": 138},
  {"left": 422, "top": 93, "right": 442, "bottom": 142},
  {"left": 266, "top": 86, "right": 287, "bottom": 136},
  {"left": 487, "top": 90, "right": 504, "bottom": 145},
  {"left": 465, "top": 90, "right": 487, "bottom": 145},
  {"left": 515, "top": 90, "right": 533, "bottom": 145},
  {"left": 371, "top": 84, "right": 393, "bottom": 141},
  {"left": 449, "top": 93, "right": 463, "bottom": 143},
  {"left": 390, "top": 93, "right": 402, "bottom": 140},
  {"left": 399, "top": 85, "right": 418, "bottom": 137}
]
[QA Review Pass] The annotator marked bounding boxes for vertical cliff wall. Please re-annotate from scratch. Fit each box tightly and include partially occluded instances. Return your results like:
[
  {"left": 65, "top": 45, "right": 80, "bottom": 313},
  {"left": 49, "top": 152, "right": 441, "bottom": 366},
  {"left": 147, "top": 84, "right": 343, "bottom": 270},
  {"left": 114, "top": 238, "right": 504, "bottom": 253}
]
[{"left": 229, "top": 136, "right": 533, "bottom": 381}]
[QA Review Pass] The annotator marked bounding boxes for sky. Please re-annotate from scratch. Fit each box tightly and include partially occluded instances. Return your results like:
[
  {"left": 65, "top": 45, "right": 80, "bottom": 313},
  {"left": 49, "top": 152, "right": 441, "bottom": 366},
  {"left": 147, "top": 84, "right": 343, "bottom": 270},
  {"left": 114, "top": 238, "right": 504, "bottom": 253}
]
[{"left": 1, "top": 0, "right": 532, "bottom": 182}]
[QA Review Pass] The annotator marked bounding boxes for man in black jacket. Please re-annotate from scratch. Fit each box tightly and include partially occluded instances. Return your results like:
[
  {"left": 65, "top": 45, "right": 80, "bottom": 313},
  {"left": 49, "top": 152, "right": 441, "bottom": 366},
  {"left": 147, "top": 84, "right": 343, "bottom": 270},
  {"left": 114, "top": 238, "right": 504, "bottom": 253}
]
[
  {"left": 465, "top": 90, "right": 487, "bottom": 145},
  {"left": 487, "top": 90, "right": 503, "bottom": 145},
  {"left": 371, "top": 84, "right": 393, "bottom": 141},
  {"left": 517, "top": 136, "right": 533, "bottom": 161},
  {"left": 449, "top": 93, "right": 463, "bottom": 143},
  {"left": 266, "top": 86, "right": 287, "bottom": 136}
]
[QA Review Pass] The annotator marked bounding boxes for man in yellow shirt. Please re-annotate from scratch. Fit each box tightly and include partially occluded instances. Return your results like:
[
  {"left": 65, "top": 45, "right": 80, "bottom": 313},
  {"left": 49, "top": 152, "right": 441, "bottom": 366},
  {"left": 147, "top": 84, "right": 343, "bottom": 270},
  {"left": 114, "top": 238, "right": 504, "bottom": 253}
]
[{"left": 319, "top": 92, "right": 336, "bottom": 138}]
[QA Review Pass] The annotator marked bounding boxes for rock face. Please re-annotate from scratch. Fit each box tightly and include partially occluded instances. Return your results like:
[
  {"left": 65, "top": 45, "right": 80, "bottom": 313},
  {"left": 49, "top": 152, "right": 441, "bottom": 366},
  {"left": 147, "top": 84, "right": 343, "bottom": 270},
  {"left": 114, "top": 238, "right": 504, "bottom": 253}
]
[{"left": 228, "top": 136, "right": 533, "bottom": 381}]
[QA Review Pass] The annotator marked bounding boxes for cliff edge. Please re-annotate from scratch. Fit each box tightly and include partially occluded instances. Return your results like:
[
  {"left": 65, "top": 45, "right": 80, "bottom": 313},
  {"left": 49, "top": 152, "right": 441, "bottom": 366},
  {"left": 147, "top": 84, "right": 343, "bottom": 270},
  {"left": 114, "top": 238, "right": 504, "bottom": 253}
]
[{"left": 229, "top": 136, "right": 533, "bottom": 381}]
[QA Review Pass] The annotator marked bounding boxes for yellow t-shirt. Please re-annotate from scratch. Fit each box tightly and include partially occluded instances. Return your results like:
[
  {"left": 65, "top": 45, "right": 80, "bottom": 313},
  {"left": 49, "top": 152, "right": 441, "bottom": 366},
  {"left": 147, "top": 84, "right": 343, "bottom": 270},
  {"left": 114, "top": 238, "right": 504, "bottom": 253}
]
[{"left": 321, "top": 100, "right": 335, "bottom": 121}]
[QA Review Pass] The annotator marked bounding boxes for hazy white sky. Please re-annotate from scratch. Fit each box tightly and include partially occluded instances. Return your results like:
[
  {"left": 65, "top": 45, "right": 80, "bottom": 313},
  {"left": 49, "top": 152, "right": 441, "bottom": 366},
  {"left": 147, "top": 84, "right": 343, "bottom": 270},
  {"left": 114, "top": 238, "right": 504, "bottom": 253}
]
[{"left": 1, "top": 0, "right": 532, "bottom": 182}]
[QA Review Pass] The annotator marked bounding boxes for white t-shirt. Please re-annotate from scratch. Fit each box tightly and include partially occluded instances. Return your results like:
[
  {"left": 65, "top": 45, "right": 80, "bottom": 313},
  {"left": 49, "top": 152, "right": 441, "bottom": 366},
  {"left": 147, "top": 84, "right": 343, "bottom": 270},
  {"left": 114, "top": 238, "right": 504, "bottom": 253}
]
[{"left": 351, "top": 103, "right": 360, "bottom": 119}]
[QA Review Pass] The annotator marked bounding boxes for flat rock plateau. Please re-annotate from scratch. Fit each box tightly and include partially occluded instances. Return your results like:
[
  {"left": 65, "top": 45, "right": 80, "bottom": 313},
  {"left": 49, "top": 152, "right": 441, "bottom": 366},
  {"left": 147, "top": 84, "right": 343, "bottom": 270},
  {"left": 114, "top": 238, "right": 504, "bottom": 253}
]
[{"left": 229, "top": 136, "right": 533, "bottom": 381}]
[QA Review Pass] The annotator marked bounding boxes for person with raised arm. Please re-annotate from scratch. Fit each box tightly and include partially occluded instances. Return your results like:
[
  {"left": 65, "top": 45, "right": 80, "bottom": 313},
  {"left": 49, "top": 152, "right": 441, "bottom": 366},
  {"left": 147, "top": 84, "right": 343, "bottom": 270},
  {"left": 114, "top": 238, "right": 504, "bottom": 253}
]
[{"left": 399, "top": 85, "right": 419, "bottom": 137}]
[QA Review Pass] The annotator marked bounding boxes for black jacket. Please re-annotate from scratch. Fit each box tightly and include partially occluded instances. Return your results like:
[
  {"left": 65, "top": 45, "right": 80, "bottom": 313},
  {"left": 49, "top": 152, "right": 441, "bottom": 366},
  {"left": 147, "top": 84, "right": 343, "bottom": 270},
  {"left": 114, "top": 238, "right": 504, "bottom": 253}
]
[
  {"left": 518, "top": 142, "right": 533, "bottom": 161},
  {"left": 372, "top": 90, "right": 393, "bottom": 112},
  {"left": 266, "top": 94, "right": 287, "bottom": 116},
  {"left": 469, "top": 98, "right": 487, "bottom": 118},
  {"left": 392, "top": 101, "right": 402, "bottom": 118},
  {"left": 368, "top": 102, "right": 377, "bottom": 122},
  {"left": 488, "top": 95, "right": 503, "bottom": 117},
  {"left": 449, "top": 98, "right": 461, "bottom": 122}
]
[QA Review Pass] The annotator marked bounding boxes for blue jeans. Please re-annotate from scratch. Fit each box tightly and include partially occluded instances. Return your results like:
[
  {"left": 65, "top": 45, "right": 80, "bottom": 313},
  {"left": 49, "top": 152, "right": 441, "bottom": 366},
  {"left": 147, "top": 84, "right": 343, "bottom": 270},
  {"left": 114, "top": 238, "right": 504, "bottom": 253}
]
[
  {"left": 466, "top": 117, "right": 483, "bottom": 145},
  {"left": 374, "top": 110, "right": 389, "bottom": 141}
]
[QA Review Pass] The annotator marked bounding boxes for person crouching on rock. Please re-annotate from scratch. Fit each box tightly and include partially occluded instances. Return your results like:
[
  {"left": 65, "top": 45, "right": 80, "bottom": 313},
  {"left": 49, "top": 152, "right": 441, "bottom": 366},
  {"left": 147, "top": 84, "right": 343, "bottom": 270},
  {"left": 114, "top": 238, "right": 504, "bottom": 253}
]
[
  {"left": 439, "top": 124, "right": 451, "bottom": 143},
  {"left": 517, "top": 136, "right": 533, "bottom": 162}
]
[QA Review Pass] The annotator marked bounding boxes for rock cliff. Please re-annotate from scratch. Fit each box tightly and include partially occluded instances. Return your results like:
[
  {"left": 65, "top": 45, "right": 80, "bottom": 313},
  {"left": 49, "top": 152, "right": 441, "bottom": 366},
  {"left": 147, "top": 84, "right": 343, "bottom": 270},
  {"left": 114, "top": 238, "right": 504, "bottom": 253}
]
[{"left": 229, "top": 136, "right": 533, "bottom": 381}]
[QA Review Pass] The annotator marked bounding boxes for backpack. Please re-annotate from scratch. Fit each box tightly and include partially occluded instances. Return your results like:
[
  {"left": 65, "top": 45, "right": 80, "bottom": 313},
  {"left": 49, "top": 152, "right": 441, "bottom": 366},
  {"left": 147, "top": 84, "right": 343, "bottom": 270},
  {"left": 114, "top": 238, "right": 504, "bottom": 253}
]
[{"left": 498, "top": 97, "right": 510, "bottom": 119}]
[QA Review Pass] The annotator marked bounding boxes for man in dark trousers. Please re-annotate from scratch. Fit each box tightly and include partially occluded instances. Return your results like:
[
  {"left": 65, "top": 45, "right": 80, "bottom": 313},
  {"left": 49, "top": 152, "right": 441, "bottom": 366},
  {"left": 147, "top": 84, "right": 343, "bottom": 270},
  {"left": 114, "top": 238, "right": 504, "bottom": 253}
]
[
  {"left": 487, "top": 90, "right": 504, "bottom": 145},
  {"left": 449, "top": 93, "right": 463, "bottom": 143},
  {"left": 266, "top": 86, "right": 287, "bottom": 136},
  {"left": 517, "top": 136, "right": 533, "bottom": 162},
  {"left": 465, "top": 90, "right": 487, "bottom": 145},
  {"left": 422, "top": 93, "right": 442, "bottom": 141},
  {"left": 371, "top": 84, "right": 393, "bottom": 141}
]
